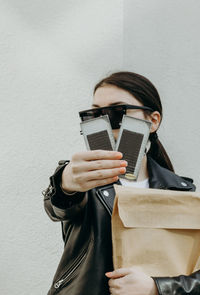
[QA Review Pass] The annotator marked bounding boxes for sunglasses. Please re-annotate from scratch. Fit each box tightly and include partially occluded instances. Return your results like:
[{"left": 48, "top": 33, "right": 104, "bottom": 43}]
[{"left": 79, "top": 104, "right": 154, "bottom": 129}]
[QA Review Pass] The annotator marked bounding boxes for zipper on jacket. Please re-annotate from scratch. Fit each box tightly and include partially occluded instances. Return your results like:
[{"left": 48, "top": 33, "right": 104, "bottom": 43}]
[{"left": 53, "top": 249, "right": 87, "bottom": 290}]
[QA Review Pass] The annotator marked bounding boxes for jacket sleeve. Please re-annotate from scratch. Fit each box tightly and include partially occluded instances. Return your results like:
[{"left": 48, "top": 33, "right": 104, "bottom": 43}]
[
  {"left": 43, "top": 161, "right": 88, "bottom": 222},
  {"left": 153, "top": 270, "right": 200, "bottom": 294}
]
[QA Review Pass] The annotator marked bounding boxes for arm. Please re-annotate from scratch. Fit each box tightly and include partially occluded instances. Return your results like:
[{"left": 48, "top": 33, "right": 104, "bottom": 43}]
[
  {"left": 43, "top": 160, "right": 87, "bottom": 222},
  {"left": 43, "top": 150, "right": 126, "bottom": 222},
  {"left": 153, "top": 270, "right": 200, "bottom": 295},
  {"left": 105, "top": 268, "right": 200, "bottom": 295}
]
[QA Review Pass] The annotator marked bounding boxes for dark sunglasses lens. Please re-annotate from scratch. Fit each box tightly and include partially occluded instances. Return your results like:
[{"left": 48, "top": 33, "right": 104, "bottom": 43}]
[
  {"left": 80, "top": 106, "right": 125, "bottom": 129},
  {"left": 80, "top": 109, "right": 99, "bottom": 121},
  {"left": 104, "top": 107, "right": 124, "bottom": 129}
]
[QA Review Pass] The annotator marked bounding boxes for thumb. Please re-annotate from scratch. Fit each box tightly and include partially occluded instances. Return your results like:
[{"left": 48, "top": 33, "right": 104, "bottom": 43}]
[{"left": 105, "top": 268, "right": 131, "bottom": 279}]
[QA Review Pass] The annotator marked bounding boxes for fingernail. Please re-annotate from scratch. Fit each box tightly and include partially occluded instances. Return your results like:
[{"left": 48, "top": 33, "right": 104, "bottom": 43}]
[
  {"left": 120, "top": 160, "right": 128, "bottom": 167},
  {"left": 115, "top": 152, "right": 123, "bottom": 158},
  {"left": 113, "top": 176, "right": 119, "bottom": 182},
  {"left": 105, "top": 272, "right": 113, "bottom": 277},
  {"left": 119, "top": 167, "right": 126, "bottom": 173}
]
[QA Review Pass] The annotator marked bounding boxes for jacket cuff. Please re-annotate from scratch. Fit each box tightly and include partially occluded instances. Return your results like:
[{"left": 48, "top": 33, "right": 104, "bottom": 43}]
[
  {"left": 152, "top": 270, "right": 200, "bottom": 295},
  {"left": 152, "top": 277, "right": 172, "bottom": 295},
  {"left": 51, "top": 193, "right": 88, "bottom": 220},
  {"left": 50, "top": 162, "right": 85, "bottom": 210}
]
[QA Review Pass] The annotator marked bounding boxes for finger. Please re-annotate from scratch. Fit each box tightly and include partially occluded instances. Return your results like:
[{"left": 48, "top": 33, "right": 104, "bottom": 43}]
[
  {"left": 73, "top": 159, "right": 128, "bottom": 173},
  {"left": 85, "top": 167, "right": 126, "bottom": 181},
  {"left": 85, "top": 176, "right": 119, "bottom": 190},
  {"left": 74, "top": 150, "right": 123, "bottom": 161},
  {"left": 109, "top": 287, "right": 116, "bottom": 295},
  {"left": 105, "top": 268, "right": 131, "bottom": 279},
  {"left": 108, "top": 278, "right": 122, "bottom": 288},
  {"left": 109, "top": 286, "right": 122, "bottom": 295}
]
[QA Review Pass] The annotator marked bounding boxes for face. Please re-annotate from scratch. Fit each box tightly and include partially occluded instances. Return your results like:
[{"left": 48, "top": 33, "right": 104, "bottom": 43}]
[{"left": 93, "top": 84, "right": 158, "bottom": 139}]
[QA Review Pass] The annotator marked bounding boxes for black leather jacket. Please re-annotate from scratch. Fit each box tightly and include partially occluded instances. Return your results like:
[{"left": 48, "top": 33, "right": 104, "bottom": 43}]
[{"left": 43, "top": 156, "right": 200, "bottom": 295}]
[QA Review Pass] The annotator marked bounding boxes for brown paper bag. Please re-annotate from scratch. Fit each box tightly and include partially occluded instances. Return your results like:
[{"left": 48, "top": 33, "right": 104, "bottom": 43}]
[{"left": 112, "top": 185, "right": 200, "bottom": 277}]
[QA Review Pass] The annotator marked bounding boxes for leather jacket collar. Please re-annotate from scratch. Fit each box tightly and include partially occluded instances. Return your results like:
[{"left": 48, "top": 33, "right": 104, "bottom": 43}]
[{"left": 147, "top": 156, "right": 195, "bottom": 191}]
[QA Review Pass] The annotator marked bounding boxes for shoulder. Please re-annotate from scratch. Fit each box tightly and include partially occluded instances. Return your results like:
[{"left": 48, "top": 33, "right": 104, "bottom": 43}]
[{"left": 147, "top": 156, "right": 196, "bottom": 191}]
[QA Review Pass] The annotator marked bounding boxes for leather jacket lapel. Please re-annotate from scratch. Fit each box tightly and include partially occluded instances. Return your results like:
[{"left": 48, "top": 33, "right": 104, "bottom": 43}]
[
  {"left": 95, "top": 184, "right": 117, "bottom": 216},
  {"left": 147, "top": 156, "right": 195, "bottom": 191}
]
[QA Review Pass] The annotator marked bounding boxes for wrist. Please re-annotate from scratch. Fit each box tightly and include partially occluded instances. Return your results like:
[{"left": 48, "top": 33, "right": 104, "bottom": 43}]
[
  {"left": 61, "top": 163, "right": 77, "bottom": 195},
  {"left": 60, "top": 181, "right": 76, "bottom": 195}
]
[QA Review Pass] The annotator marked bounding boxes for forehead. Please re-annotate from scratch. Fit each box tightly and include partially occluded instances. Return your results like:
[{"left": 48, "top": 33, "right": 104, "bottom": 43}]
[{"left": 93, "top": 85, "right": 142, "bottom": 107}]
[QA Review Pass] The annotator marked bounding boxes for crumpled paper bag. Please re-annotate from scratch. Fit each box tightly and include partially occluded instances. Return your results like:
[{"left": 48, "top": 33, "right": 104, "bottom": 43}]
[{"left": 112, "top": 185, "right": 200, "bottom": 276}]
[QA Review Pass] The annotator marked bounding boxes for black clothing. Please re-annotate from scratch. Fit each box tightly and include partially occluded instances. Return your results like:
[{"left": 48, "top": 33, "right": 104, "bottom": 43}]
[{"left": 43, "top": 156, "right": 199, "bottom": 295}]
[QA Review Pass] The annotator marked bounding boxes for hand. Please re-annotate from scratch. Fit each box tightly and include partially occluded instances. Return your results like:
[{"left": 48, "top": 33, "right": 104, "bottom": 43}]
[
  {"left": 105, "top": 267, "right": 158, "bottom": 295},
  {"left": 61, "top": 150, "right": 127, "bottom": 193}
]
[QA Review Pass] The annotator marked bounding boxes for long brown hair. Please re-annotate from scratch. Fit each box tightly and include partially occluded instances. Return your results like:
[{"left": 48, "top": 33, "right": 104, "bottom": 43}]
[{"left": 94, "top": 71, "right": 174, "bottom": 172}]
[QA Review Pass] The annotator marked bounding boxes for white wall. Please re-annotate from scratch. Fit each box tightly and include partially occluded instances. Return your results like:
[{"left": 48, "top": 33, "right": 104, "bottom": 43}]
[
  {"left": 123, "top": 0, "right": 200, "bottom": 189},
  {"left": 0, "top": 1, "right": 123, "bottom": 294},
  {"left": 0, "top": 1, "right": 199, "bottom": 294}
]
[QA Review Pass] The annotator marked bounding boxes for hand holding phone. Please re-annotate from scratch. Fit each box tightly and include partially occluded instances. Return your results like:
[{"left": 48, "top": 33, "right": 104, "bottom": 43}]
[{"left": 61, "top": 150, "right": 127, "bottom": 193}]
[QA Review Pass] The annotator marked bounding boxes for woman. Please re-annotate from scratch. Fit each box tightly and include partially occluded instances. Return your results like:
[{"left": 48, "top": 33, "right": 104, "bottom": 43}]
[{"left": 43, "top": 72, "right": 199, "bottom": 295}]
